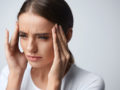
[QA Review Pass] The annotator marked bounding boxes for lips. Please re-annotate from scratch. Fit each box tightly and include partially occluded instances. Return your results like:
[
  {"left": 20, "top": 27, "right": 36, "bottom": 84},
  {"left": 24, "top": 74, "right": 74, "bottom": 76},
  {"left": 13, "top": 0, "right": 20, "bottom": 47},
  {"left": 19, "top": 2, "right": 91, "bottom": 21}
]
[{"left": 26, "top": 55, "right": 42, "bottom": 61}]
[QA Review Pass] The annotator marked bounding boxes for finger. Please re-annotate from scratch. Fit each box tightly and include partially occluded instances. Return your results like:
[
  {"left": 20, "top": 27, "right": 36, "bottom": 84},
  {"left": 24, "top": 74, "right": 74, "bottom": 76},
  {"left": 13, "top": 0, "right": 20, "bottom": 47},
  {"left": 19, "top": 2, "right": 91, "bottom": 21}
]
[
  {"left": 5, "top": 29, "right": 10, "bottom": 52},
  {"left": 10, "top": 22, "right": 19, "bottom": 48},
  {"left": 57, "top": 25, "right": 68, "bottom": 49},
  {"left": 57, "top": 25, "right": 70, "bottom": 60},
  {"left": 56, "top": 27, "right": 69, "bottom": 73},
  {"left": 59, "top": 25, "right": 67, "bottom": 44},
  {"left": 58, "top": 25, "right": 69, "bottom": 53},
  {"left": 52, "top": 24, "right": 60, "bottom": 59},
  {"left": 55, "top": 24, "right": 65, "bottom": 57}
]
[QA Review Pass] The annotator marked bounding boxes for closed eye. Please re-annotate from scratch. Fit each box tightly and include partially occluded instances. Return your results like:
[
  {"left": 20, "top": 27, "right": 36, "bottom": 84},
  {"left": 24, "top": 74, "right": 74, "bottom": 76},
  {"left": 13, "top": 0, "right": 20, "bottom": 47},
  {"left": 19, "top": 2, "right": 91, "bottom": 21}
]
[
  {"left": 19, "top": 34, "right": 27, "bottom": 37},
  {"left": 37, "top": 36, "right": 49, "bottom": 39},
  {"left": 19, "top": 31, "right": 27, "bottom": 38},
  {"left": 19, "top": 31, "right": 50, "bottom": 40}
]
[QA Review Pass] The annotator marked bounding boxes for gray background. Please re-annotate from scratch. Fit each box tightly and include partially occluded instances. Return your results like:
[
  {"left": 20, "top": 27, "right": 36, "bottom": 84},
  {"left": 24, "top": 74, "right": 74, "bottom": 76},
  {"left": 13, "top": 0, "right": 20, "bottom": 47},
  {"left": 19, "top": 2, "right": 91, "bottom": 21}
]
[{"left": 0, "top": 0, "right": 120, "bottom": 90}]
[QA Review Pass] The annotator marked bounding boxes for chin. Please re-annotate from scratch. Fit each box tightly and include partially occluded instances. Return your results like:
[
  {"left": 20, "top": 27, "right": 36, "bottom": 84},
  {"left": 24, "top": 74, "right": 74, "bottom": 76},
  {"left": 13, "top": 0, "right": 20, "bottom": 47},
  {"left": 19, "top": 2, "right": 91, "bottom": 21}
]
[{"left": 28, "top": 61, "right": 53, "bottom": 68}]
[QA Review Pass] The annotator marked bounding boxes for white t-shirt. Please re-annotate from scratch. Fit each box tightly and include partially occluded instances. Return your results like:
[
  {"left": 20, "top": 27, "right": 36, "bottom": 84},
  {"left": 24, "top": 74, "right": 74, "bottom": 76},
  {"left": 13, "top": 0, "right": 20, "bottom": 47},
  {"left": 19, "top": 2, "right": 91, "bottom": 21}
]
[{"left": 0, "top": 63, "right": 105, "bottom": 90}]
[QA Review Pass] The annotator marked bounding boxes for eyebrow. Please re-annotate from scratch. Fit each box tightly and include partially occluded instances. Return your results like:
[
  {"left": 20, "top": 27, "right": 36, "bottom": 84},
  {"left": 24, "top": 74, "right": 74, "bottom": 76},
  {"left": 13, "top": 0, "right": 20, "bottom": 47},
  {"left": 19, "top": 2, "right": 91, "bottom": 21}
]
[{"left": 19, "top": 31, "right": 51, "bottom": 36}]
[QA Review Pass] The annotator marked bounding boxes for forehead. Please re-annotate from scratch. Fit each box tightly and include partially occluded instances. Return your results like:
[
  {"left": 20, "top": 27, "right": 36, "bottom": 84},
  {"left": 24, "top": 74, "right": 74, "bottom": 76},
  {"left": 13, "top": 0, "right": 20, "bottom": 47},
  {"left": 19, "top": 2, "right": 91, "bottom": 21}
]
[{"left": 18, "top": 12, "right": 54, "bottom": 33}]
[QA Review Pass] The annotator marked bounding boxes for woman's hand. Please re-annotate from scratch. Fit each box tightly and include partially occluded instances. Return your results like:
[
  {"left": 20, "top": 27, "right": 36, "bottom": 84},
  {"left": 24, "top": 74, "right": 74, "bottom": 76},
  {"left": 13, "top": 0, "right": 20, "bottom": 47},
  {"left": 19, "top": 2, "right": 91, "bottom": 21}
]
[
  {"left": 5, "top": 22, "right": 28, "bottom": 90},
  {"left": 5, "top": 22, "right": 28, "bottom": 73},
  {"left": 47, "top": 24, "right": 71, "bottom": 90}
]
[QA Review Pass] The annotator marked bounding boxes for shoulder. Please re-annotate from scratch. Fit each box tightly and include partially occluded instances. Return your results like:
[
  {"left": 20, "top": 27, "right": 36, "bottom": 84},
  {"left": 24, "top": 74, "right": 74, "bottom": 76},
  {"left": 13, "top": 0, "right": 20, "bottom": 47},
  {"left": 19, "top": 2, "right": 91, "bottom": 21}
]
[{"left": 62, "top": 64, "right": 105, "bottom": 90}]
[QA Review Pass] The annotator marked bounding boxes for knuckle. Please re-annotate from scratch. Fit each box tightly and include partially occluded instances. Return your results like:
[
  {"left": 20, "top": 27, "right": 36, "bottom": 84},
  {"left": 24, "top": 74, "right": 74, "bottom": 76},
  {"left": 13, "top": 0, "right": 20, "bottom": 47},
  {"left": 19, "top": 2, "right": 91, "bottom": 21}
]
[{"left": 66, "top": 53, "right": 70, "bottom": 60}]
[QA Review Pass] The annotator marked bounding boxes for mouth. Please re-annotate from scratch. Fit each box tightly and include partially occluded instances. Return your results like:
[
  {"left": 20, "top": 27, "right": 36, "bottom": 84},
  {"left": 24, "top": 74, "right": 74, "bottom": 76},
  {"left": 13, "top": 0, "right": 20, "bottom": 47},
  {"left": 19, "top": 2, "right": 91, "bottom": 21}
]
[{"left": 26, "top": 55, "right": 42, "bottom": 62}]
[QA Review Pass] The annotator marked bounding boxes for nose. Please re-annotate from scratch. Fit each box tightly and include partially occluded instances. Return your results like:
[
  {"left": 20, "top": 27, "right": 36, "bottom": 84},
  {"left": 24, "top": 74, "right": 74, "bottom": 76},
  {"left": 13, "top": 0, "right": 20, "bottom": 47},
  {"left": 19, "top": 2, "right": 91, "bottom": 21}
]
[{"left": 27, "top": 38, "right": 38, "bottom": 53}]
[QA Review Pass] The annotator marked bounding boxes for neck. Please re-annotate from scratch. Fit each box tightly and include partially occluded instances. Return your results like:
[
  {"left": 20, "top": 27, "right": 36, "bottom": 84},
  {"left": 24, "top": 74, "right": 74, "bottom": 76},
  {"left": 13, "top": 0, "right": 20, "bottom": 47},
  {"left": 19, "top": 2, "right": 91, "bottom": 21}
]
[{"left": 31, "top": 63, "right": 52, "bottom": 89}]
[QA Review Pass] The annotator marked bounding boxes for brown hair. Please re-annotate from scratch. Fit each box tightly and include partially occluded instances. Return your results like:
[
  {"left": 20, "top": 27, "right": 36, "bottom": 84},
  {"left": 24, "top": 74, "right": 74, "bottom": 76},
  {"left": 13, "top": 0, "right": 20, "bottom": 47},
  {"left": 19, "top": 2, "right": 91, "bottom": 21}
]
[{"left": 17, "top": 0, "right": 74, "bottom": 71}]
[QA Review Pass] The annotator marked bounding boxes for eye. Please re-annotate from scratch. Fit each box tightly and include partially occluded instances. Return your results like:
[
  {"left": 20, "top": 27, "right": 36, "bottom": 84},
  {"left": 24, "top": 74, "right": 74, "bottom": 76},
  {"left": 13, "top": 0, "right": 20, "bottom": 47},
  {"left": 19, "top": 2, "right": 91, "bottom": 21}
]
[
  {"left": 38, "top": 36, "right": 49, "bottom": 40},
  {"left": 19, "top": 34, "right": 27, "bottom": 38},
  {"left": 18, "top": 31, "right": 27, "bottom": 38}
]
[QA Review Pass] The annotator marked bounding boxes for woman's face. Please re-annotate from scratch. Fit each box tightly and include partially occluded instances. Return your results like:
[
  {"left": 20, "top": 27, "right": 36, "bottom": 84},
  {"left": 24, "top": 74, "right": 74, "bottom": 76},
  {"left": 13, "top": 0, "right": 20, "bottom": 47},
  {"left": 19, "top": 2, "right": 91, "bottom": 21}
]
[{"left": 18, "top": 12, "right": 55, "bottom": 68}]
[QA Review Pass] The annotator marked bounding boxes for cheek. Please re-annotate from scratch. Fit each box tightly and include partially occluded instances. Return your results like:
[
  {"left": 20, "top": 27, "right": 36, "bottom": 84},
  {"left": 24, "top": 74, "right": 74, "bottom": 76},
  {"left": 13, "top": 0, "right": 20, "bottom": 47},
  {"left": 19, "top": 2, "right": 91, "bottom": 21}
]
[{"left": 39, "top": 40, "right": 54, "bottom": 57}]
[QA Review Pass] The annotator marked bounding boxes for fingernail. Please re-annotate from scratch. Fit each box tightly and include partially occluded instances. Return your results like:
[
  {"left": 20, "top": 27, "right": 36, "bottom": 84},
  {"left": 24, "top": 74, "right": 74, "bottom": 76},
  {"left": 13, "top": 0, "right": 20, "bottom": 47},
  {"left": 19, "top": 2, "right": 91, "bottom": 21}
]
[
  {"left": 55, "top": 24, "right": 58, "bottom": 31},
  {"left": 55, "top": 24, "right": 57, "bottom": 28}
]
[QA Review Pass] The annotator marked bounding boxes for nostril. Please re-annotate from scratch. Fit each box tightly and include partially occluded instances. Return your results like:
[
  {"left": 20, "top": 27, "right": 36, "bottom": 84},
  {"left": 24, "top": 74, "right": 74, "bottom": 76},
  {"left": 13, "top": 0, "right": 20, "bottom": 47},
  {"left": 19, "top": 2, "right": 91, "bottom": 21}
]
[{"left": 27, "top": 45, "right": 38, "bottom": 53}]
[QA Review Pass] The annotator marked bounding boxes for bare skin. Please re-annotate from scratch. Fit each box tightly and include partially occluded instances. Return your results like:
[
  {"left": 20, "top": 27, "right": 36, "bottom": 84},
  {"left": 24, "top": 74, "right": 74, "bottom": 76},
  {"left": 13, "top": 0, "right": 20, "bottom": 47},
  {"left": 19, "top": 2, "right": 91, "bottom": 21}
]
[{"left": 5, "top": 12, "right": 72, "bottom": 90}]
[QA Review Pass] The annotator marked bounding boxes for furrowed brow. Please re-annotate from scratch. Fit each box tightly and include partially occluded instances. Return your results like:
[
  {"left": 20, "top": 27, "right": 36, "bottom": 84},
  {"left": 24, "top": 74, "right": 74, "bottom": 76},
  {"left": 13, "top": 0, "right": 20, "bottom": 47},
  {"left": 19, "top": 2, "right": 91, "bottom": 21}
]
[
  {"left": 19, "top": 31, "right": 51, "bottom": 36},
  {"left": 35, "top": 33, "right": 51, "bottom": 36},
  {"left": 19, "top": 31, "right": 27, "bottom": 34}
]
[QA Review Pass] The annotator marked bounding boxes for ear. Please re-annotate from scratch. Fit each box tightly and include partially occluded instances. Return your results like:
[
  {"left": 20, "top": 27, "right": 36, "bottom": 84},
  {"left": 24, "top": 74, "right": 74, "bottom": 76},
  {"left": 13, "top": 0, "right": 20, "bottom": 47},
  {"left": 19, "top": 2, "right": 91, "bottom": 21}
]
[{"left": 66, "top": 28, "right": 73, "bottom": 43}]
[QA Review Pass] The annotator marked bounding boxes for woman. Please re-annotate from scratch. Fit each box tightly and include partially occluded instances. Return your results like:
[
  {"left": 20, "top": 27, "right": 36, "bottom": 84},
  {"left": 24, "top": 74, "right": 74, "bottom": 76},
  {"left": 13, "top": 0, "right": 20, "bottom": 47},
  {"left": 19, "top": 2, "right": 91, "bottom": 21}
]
[{"left": 0, "top": 0, "right": 105, "bottom": 90}]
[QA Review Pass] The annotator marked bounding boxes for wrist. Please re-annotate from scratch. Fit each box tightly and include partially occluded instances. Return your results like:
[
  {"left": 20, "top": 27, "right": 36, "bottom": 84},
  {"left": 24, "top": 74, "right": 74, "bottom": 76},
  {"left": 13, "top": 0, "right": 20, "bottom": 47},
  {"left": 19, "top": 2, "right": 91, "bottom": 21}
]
[
  {"left": 47, "top": 78, "right": 61, "bottom": 90},
  {"left": 7, "top": 70, "right": 24, "bottom": 90},
  {"left": 9, "top": 70, "right": 24, "bottom": 78},
  {"left": 10, "top": 67, "right": 25, "bottom": 75}
]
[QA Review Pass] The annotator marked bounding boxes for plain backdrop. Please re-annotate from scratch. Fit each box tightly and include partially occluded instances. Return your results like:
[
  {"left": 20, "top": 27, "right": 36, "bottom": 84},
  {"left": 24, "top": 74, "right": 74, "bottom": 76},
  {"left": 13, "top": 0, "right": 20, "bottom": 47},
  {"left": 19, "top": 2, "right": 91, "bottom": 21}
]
[{"left": 0, "top": 0, "right": 120, "bottom": 90}]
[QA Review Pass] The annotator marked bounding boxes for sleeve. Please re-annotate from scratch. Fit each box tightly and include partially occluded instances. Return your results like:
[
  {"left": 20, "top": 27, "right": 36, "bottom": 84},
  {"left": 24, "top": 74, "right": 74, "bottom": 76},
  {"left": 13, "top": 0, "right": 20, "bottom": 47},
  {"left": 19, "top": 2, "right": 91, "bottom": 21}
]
[
  {"left": 84, "top": 75, "right": 105, "bottom": 90},
  {"left": 0, "top": 65, "right": 9, "bottom": 90}
]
